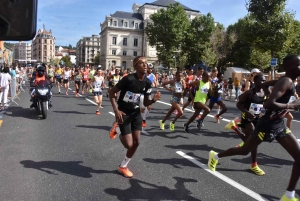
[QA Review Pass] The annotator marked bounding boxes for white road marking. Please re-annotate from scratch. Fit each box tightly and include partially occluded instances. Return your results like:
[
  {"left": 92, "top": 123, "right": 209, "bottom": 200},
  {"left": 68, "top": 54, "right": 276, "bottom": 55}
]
[
  {"left": 85, "top": 98, "right": 104, "bottom": 108},
  {"left": 156, "top": 100, "right": 230, "bottom": 122},
  {"left": 176, "top": 151, "right": 267, "bottom": 201}
]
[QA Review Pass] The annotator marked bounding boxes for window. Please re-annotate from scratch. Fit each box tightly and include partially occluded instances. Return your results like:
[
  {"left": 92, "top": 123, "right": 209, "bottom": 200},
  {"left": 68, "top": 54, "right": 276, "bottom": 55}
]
[
  {"left": 112, "top": 50, "right": 116, "bottom": 55},
  {"left": 122, "top": 61, "right": 126, "bottom": 68},
  {"left": 44, "top": 39, "right": 47, "bottom": 43},
  {"left": 50, "top": 40, "right": 52, "bottom": 44},
  {"left": 134, "top": 38, "right": 138, "bottom": 47},
  {"left": 39, "top": 39, "right": 41, "bottom": 43},
  {"left": 112, "top": 60, "right": 116, "bottom": 65},
  {"left": 123, "top": 38, "right": 127, "bottom": 46},
  {"left": 134, "top": 51, "right": 137, "bottom": 56},
  {"left": 39, "top": 45, "right": 41, "bottom": 49},
  {"left": 124, "top": 22, "right": 128, "bottom": 27},
  {"left": 112, "top": 37, "right": 117, "bottom": 45},
  {"left": 39, "top": 51, "right": 40, "bottom": 56},
  {"left": 113, "top": 21, "right": 117, "bottom": 26},
  {"left": 123, "top": 51, "right": 127, "bottom": 56},
  {"left": 44, "top": 45, "right": 47, "bottom": 49},
  {"left": 44, "top": 51, "right": 46, "bottom": 56},
  {"left": 135, "top": 23, "right": 138, "bottom": 29}
]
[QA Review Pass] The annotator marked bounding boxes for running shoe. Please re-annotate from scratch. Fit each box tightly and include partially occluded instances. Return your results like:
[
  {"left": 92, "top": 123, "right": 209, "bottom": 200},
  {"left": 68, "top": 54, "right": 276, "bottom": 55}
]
[
  {"left": 159, "top": 120, "right": 165, "bottom": 130},
  {"left": 66, "top": 92, "right": 68, "bottom": 95},
  {"left": 208, "top": 150, "right": 219, "bottom": 171},
  {"left": 109, "top": 122, "right": 118, "bottom": 139},
  {"left": 142, "top": 121, "right": 146, "bottom": 128},
  {"left": 82, "top": 90, "right": 84, "bottom": 95},
  {"left": 170, "top": 122, "right": 175, "bottom": 131},
  {"left": 236, "top": 141, "right": 244, "bottom": 147},
  {"left": 75, "top": 93, "right": 78, "bottom": 98},
  {"left": 197, "top": 115, "right": 201, "bottom": 119},
  {"left": 58, "top": 91, "right": 61, "bottom": 94},
  {"left": 183, "top": 123, "right": 189, "bottom": 133},
  {"left": 96, "top": 111, "right": 100, "bottom": 115},
  {"left": 280, "top": 195, "right": 299, "bottom": 201},
  {"left": 173, "top": 110, "right": 178, "bottom": 115},
  {"left": 196, "top": 119, "right": 204, "bottom": 130},
  {"left": 234, "top": 117, "right": 241, "bottom": 125},
  {"left": 214, "top": 115, "right": 220, "bottom": 124},
  {"left": 225, "top": 120, "right": 236, "bottom": 130},
  {"left": 251, "top": 165, "right": 265, "bottom": 176},
  {"left": 118, "top": 166, "right": 133, "bottom": 178}
]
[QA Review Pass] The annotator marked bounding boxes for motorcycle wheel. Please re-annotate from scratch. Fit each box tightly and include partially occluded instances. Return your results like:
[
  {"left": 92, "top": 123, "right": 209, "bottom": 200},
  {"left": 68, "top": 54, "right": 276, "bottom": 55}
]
[{"left": 41, "top": 101, "right": 47, "bottom": 119}]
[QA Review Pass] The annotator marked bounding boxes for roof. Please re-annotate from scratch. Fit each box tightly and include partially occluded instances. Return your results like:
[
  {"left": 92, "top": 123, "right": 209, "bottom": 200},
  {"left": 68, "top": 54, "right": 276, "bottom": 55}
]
[
  {"left": 229, "top": 67, "right": 250, "bottom": 73},
  {"left": 144, "top": 0, "right": 199, "bottom": 13},
  {"left": 111, "top": 11, "right": 143, "bottom": 20}
]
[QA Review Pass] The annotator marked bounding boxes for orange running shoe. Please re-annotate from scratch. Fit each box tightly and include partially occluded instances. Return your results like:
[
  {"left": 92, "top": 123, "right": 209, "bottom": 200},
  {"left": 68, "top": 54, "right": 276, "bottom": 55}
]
[
  {"left": 109, "top": 122, "right": 118, "bottom": 139},
  {"left": 118, "top": 166, "right": 133, "bottom": 178},
  {"left": 142, "top": 121, "right": 146, "bottom": 128},
  {"left": 96, "top": 111, "right": 100, "bottom": 115},
  {"left": 197, "top": 115, "right": 201, "bottom": 119}
]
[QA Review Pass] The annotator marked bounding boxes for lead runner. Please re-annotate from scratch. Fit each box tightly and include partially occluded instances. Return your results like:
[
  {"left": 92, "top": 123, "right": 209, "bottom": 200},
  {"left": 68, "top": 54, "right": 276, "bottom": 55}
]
[{"left": 108, "top": 56, "right": 161, "bottom": 178}]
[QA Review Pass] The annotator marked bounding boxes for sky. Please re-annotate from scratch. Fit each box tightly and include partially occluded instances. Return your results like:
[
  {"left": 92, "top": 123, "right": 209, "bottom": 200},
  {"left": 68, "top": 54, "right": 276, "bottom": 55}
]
[{"left": 34, "top": 0, "right": 300, "bottom": 47}]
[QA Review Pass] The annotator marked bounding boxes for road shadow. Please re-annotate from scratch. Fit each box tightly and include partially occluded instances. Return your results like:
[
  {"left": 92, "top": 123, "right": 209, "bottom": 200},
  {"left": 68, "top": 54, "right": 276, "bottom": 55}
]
[
  {"left": 4, "top": 106, "right": 43, "bottom": 120},
  {"left": 76, "top": 125, "right": 111, "bottom": 131},
  {"left": 231, "top": 152, "right": 294, "bottom": 168},
  {"left": 20, "top": 160, "right": 118, "bottom": 178},
  {"left": 105, "top": 177, "right": 201, "bottom": 201},
  {"left": 165, "top": 144, "right": 224, "bottom": 153},
  {"left": 53, "top": 111, "right": 87, "bottom": 114},
  {"left": 143, "top": 157, "right": 199, "bottom": 169},
  {"left": 200, "top": 129, "right": 240, "bottom": 139},
  {"left": 143, "top": 129, "right": 189, "bottom": 139}
]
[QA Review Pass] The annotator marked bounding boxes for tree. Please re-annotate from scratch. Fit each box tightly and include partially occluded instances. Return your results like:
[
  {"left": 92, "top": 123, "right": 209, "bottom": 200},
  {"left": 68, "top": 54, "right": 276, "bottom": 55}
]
[
  {"left": 60, "top": 56, "right": 72, "bottom": 67},
  {"left": 183, "top": 13, "right": 216, "bottom": 65},
  {"left": 245, "top": 0, "right": 295, "bottom": 57},
  {"left": 94, "top": 51, "right": 100, "bottom": 65},
  {"left": 250, "top": 49, "right": 271, "bottom": 69},
  {"left": 145, "top": 3, "right": 190, "bottom": 67}
]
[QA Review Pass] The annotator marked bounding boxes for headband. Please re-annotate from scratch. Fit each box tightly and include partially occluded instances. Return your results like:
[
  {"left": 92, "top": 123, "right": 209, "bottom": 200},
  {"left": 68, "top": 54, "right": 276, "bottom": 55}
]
[{"left": 134, "top": 57, "right": 146, "bottom": 66}]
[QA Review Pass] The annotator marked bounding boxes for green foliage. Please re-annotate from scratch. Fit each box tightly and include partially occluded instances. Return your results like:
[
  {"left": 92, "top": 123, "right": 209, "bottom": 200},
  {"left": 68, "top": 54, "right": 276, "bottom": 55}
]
[
  {"left": 183, "top": 13, "right": 216, "bottom": 65},
  {"left": 60, "top": 56, "right": 72, "bottom": 67},
  {"left": 245, "top": 0, "right": 295, "bottom": 56},
  {"left": 94, "top": 51, "right": 100, "bottom": 65},
  {"left": 250, "top": 49, "right": 271, "bottom": 69},
  {"left": 145, "top": 3, "right": 190, "bottom": 67}
]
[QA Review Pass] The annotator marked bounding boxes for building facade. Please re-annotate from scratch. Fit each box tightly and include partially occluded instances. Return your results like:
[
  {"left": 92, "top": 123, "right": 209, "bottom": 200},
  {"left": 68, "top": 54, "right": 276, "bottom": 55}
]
[
  {"left": 100, "top": 0, "right": 200, "bottom": 70},
  {"left": 75, "top": 35, "right": 101, "bottom": 66},
  {"left": 32, "top": 26, "right": 55, "bottom": 63},
  {"left": 13, "top": 42, "right": 32, "bottom": 65}
]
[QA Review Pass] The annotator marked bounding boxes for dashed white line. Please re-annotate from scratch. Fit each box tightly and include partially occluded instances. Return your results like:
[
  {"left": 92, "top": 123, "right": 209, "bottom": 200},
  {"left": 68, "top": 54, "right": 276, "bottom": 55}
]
[{"left": 176, "top": 151, "right": 267, "bottom": 201}]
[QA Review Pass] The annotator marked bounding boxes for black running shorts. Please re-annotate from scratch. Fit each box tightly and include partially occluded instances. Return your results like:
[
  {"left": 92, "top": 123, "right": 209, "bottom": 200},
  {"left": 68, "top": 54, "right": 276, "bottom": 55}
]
[
  {"left": 63, "top": 79, "right": 69, "bottom": 84},
  {"left": 252, "top": 126, "right": 292, "bottom": 142},
  {"left": 118, "top": 109, "right": 142, "bottom": 135}
]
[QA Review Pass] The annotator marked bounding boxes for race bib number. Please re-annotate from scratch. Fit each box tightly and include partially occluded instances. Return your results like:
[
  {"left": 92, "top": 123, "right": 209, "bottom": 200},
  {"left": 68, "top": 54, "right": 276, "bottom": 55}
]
[
  {"left": 175, "top": 87, "right": 182, "bottom": 93},
  {"left": 188, "top": 80, "right": 192, "bottom": 84},
  {"left": 218, "top": 88, "right": 223, "bottom": 94},
  {"left": 123, "top": 91, "right": 141, "bottom": 103},
  {"left": 288, "top": 96, "right": 296, "bottom": 103},
  {"left": 201, "top": 87, "right": 209, "bottom": 94},
  {"left": 84, "top": 75, "right": 88, "bottom": 79},
  {"left": 249, "top": 103, "right": 263, "bottom": 115}
]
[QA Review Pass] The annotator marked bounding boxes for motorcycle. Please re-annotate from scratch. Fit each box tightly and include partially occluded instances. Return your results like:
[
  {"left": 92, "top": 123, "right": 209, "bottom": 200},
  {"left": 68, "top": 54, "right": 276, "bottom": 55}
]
[{"left": 33, "top": 80, "right": 51, "bottom": 119}]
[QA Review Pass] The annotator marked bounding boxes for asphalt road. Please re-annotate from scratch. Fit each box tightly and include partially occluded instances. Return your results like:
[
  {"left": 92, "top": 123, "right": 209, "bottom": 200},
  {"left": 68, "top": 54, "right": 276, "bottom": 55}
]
[{"left": 0, "top": 82, "right": 300, "bottom": 201}]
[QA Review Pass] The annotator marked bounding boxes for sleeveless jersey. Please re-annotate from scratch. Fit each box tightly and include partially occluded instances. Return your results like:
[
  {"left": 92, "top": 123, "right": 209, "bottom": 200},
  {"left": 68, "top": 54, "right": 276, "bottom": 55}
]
[{"left": 194, "top": 80, "right": 210, "bottom": 104}]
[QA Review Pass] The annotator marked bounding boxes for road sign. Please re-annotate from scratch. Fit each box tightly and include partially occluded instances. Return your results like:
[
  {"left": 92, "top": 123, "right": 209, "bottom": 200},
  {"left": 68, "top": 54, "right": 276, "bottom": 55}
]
[{"left": 270, "top": 58, "right": 277, "bottom": 66}]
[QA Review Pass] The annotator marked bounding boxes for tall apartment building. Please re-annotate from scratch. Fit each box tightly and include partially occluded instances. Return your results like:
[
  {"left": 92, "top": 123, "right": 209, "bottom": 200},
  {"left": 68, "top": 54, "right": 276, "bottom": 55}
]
[
  {"left": 13, "top": 42, "right": 32, "bottom": 65},
  {"left": 76, "top": 35, "right": 101, "bottom": 66},
  {"left": 100, "top": 0, "right": 200, "bottom": 70},
  {"left": 32, "top": 26, "right": 55, "bottom": 63}
]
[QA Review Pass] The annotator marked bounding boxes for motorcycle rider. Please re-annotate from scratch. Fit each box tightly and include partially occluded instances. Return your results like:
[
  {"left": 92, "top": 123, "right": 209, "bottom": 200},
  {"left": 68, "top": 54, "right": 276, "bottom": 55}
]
[{"left": 30, "top": 64, "right": 52, "bottom": 108}]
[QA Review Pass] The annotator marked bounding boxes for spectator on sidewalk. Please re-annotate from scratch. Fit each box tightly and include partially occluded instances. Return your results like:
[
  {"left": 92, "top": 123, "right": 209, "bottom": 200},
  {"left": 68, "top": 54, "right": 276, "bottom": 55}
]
[
  {"left": 227, "top": 78, "right": 233, "bottom": 100},
  {"left": 245, "top": 68, "right": 261, "bottom": 91},
  {"left": 234, "top": 77, "right": 241, "bottom": 101},
  {"left": 0, "top": 67, "right": 12, "bottom": 107}
]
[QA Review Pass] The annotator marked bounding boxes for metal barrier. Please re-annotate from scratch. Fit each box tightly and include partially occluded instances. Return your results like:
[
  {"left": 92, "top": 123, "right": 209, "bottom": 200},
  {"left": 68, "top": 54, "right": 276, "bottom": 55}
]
[{"left": 9, "top": 79, "right": 19, "bottom": 105}]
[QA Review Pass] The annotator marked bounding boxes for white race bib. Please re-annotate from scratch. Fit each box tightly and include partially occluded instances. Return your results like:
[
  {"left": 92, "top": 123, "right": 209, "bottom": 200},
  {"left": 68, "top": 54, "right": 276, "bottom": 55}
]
[
  {"left": 288, "top": 96, "right": 296, "bottom": 103},
  {"left": 201, "top": 87, "right": 209, "bottom": 94},
  {"left": 249, "top": 103, "right": 263, "bottom": 115},
  {"left": 123, "top": 91, "right": 141, "bottom": 103}
]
